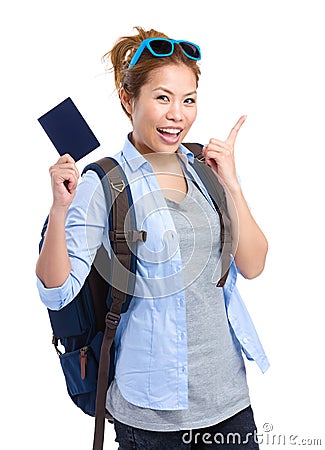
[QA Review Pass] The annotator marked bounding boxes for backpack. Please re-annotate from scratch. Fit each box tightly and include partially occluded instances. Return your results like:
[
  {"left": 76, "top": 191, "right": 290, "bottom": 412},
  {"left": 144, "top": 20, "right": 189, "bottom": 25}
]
[{"left": 39, "top": 143, "right": 232, "bottom": 450}]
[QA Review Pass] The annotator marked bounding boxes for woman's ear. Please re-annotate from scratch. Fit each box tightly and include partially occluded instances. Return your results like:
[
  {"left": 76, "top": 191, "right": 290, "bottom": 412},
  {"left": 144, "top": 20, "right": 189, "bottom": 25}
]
[{"left": 119, "top": 87, "right": 133, "bottom": 116}]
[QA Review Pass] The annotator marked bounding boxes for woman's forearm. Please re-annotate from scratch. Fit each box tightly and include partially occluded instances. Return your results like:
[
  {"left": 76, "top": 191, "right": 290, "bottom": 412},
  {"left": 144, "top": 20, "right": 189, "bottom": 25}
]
[
  {"left": 226, "top": 185, "right": 268, "bottom": 279},
  {"left": 36, "top": 206, "right": 71, "bottom": 288},
  {"left": 36, "top": 154, "right": 79, "bottom": 288}
]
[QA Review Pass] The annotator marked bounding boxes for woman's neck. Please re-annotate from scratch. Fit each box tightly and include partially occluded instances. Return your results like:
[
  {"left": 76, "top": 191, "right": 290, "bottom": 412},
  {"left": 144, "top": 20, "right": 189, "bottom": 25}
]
[{"left": 143, "top": 151, "right": 182, "bottom": 174}]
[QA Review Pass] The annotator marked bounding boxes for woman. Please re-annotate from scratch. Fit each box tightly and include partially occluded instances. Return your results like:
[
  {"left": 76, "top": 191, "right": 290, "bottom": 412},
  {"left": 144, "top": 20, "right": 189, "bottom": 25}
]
[{"left": 36, "top": 26, "right": 269, "bottom": 449}]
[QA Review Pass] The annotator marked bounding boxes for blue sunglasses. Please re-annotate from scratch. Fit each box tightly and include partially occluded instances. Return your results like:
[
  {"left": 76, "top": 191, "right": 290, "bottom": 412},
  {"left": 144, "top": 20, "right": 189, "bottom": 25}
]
[{"left": 128, "top": 38, "right": 201, "bottom": 69}]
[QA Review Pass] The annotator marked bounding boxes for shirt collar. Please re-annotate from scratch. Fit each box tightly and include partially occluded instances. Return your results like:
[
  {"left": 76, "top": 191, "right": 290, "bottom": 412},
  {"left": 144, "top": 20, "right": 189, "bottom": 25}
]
[
  {"left": 177, "top": 144, "right": 195, "bottom": 165},
  {"left": 121, "top": 133, "right": 195, "bottom": 173}
]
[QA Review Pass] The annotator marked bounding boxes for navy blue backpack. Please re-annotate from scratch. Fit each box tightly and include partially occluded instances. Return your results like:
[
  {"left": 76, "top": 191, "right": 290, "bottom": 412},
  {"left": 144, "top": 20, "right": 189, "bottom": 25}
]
[{"left": 39, "top": 144, "right": 232, "bottom": 450}]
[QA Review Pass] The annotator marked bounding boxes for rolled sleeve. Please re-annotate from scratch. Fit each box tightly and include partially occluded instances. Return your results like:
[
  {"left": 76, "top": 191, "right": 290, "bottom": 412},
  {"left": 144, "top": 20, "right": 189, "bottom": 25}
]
[{"left": 36, "top": 275, "right": 74, "bottom": 310}]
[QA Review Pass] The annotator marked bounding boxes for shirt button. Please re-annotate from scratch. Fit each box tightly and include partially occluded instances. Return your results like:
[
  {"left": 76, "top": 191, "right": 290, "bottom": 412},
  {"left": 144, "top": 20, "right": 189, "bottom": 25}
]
[{"left": 243, "top": 337, "right": 249, "bottom": 344}]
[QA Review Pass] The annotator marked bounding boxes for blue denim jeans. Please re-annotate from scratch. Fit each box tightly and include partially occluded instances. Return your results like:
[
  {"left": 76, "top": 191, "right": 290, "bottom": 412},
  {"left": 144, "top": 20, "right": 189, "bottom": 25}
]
[{"left": 113, "top": 405, "right": 260, "bottom": 449}]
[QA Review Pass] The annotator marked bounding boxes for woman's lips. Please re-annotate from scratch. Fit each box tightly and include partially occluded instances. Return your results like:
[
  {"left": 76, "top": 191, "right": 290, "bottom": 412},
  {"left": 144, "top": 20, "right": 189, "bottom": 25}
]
[{"left": 157, "top": 127, "right": 183, "bottom": 145}]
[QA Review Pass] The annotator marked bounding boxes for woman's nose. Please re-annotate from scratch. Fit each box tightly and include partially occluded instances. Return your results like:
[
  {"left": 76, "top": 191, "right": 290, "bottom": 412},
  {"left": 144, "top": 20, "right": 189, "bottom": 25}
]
[{"left": 166, "top": 103, "right": 183, "bottom": 122}]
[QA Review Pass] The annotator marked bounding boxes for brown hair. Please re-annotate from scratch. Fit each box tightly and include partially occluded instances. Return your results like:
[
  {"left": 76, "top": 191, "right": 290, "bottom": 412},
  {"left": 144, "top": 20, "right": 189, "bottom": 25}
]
[{"left": 102, "top": 26, "right": 201, "bottom": 118}]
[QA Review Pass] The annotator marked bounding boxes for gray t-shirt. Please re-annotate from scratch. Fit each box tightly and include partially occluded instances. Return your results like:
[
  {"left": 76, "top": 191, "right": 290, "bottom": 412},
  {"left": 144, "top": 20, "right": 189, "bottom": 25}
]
[{"left": 106, "top": 177, "right": 250, "bottom": 431}]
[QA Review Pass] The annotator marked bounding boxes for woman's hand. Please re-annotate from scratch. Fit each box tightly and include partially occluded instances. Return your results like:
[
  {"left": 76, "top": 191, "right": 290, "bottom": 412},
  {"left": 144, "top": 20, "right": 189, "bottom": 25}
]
[
  {"left": 203, "top": 115, "right": 268, "bottom": 278},
  {"left": 202, "top": 115, "right": 247, "bottom": 192},
  {"left": 49, "top": 154, "right": 79, "bottom": 211}
]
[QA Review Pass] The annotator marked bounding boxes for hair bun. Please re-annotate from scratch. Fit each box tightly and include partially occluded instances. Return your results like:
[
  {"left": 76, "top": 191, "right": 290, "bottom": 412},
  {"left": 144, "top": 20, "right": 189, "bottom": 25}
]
[{"left": 102, "top": 26, "right": 170, "bottom": 90}]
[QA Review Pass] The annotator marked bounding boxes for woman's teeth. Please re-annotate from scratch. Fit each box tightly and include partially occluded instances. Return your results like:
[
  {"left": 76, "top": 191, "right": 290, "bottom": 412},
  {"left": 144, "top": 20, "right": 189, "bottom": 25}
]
[{"left": 157, "top": 128, "right": 181, "bottom": 135}]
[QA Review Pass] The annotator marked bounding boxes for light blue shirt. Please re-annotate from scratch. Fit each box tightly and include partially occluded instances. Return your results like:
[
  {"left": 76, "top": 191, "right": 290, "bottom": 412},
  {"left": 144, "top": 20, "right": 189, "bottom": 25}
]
[{"left": 37, "top": 136, "right": 269, "bottom": 411}]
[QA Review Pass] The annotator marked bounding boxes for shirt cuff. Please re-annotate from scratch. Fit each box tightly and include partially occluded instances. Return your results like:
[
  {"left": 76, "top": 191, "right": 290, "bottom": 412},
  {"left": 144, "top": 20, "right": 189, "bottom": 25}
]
[{"left": 36, "top": 275, "right": 73, "bottom": 311}]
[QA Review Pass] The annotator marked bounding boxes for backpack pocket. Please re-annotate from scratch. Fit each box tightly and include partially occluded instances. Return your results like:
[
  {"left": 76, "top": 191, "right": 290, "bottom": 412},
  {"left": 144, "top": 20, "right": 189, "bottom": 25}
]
[{"left": 59, "top": 331, "right": 103, "bottom": 416}]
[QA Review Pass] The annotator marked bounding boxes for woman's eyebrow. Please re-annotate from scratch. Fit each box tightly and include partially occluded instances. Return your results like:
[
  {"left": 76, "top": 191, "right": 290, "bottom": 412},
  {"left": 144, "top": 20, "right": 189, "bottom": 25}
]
[{"left": 152, "top": 87, "right": 197, "bottom": 96}]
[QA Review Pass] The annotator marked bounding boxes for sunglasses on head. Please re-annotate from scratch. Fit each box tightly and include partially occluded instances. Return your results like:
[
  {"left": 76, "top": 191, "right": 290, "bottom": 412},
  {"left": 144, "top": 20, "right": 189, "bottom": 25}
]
[{"left": 128, "top": 38, "right": 201, "bottom": 69}]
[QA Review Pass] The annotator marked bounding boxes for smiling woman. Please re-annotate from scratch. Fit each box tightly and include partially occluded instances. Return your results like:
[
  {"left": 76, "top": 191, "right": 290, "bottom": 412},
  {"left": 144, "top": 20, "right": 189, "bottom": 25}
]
[
  {"left": 103, "top": 26, "right": 201, "bottom": 121},
  {"left": 119, "top": 64, "right": 198, "bottom": 154},
  {"left": 36, "top": 25, "right": 268, "bottom": 450}
]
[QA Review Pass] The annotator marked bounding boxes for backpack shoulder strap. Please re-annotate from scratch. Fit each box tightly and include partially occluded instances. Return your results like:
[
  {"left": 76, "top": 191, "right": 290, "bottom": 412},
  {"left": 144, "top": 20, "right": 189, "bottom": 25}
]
[
  {"left": 183, "top": 143, "right": 232, "bottom": 287},
  {"left": 182, "top": 142, "right": 205, "bottom": 159},
  {"left": 83, "top": 157, "right": 146, "bottom": 450}
]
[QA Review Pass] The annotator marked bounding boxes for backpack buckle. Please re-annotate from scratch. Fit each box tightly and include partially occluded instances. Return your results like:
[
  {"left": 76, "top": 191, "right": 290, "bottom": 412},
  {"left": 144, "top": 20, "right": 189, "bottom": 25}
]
[
  {"left": 110, "top": 179, "right": 125, "bottom": 192},
  {"left": 105, "top": 311, "right": 121, "bottom": 330},
  {"left": 109, "top": 230, "right": 147, "bottom": 242},
  {"left": 129, "top": 230, "right": 147, "bottom": 242},
  {"left": 196, "top": 154, "right": 205, "bottom": 162},
  {"left": 109, "top": 230, "right": 127, "bottom": 242}
]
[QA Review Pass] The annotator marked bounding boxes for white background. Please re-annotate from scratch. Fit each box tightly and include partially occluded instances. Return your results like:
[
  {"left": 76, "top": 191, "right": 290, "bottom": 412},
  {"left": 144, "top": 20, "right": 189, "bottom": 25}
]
[{"left": 1, "top": 0, "right": 324, "bottom": 448}]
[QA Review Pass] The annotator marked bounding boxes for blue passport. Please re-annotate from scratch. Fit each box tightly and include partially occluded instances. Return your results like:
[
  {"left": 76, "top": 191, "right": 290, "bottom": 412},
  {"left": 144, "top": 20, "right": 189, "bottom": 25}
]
[{"left": 38, "top": 97, "right": 100, "bottom": 161}]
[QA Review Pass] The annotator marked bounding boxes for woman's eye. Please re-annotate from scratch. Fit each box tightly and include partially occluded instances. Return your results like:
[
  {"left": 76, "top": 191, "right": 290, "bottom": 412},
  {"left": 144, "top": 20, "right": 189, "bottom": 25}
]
[
  {"left": 157, "top": 95, "right": 169, "bottom": 102},
  {"left": 184, "top": 98, "right": 196, "bottom": 104}
]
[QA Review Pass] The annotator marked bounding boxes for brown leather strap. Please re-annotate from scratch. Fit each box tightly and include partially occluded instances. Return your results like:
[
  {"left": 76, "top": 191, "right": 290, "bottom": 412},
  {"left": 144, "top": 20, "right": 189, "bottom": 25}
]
[
  {"left": 91, "top": 158, "right": 140, "bottom": 450},
  {"left": 92, "top": 301, "right": 121, "bottom": 450}
]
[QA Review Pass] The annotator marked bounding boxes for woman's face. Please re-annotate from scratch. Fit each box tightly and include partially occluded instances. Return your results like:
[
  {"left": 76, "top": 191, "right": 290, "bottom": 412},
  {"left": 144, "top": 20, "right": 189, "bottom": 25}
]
[{"left": 125, "top": 64, "right": 198, "bottom": 155}]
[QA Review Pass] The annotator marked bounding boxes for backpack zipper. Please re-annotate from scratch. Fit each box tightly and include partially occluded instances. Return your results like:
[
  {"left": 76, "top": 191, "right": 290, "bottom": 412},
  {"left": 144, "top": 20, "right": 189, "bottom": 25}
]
[{"left": 80, "top": 346, "right": 88, "bottom": 380}]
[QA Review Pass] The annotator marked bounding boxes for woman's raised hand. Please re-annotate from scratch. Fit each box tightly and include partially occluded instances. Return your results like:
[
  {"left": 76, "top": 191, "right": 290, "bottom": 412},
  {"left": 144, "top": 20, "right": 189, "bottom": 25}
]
[
  {"left": 49, "top": 154, "right": 80, "bottom": 211},
  {"left": 203, "top": 115, "right": 247, "bottom": 192}
]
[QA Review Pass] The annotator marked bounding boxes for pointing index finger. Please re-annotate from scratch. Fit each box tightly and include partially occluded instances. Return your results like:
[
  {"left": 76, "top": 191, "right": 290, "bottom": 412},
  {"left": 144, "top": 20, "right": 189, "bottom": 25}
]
[{"left": 226, "top": 115, "right": 247, "bottom": 145}]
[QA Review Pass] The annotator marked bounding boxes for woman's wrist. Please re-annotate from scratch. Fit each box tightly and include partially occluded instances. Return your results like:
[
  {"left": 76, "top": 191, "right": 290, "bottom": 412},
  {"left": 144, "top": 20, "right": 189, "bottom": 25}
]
[
  {"left": 224, "top": 179, "right": 242, "bottom": 198},
  {"left": 49, "top": 204, "right": 68, "bottom": 222}
]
